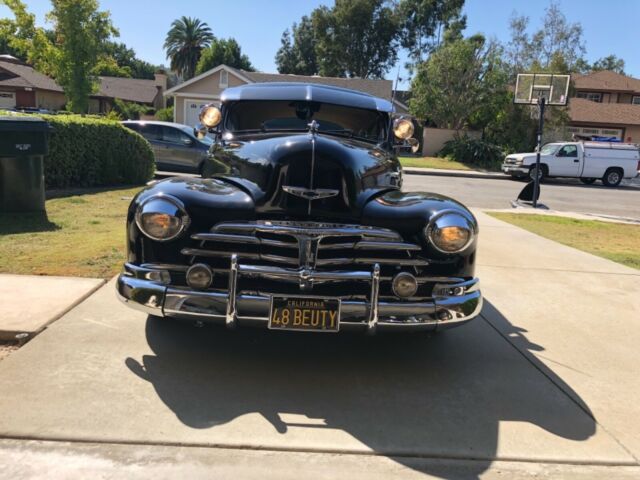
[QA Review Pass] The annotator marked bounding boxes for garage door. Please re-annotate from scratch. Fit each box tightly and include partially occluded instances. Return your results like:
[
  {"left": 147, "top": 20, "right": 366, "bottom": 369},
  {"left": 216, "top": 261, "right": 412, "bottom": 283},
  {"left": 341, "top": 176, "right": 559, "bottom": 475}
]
[
  {"left": 0, "top": 91, "right": 16, "bottom": 109},
  {"left": 185, "top": 99, "right": 218, "bottom": 127}
]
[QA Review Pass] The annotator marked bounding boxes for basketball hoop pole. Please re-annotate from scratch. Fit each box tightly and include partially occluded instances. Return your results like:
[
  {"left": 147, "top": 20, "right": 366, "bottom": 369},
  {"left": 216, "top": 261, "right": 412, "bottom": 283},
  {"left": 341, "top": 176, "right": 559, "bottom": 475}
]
[{"left": 532, "top": 96, "right": 545, "bottom": 208}]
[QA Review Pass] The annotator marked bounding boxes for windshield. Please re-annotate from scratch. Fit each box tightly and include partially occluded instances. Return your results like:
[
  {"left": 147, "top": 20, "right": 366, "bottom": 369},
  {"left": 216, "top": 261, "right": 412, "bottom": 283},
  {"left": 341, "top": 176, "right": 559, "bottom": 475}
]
[
  {"left": 225, "top": 100, "right": 387, "bottom": 143},
  {"left": 540, "top": 144, "right": 560, "bottom": 155}
]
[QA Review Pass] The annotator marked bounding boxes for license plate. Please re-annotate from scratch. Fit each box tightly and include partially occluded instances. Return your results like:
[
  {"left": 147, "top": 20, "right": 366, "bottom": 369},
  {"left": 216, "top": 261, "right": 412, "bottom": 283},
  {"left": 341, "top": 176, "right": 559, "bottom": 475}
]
[{"left": 269, "top": 296, "right": 340, "bottom": 332}]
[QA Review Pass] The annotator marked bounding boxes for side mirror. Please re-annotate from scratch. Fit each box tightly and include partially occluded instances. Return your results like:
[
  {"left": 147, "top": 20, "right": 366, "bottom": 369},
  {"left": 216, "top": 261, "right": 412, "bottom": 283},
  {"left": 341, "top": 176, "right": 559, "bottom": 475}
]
[
  {"left": 194, "top": 124, "right": 208, "bottom": 140},
  {"left": 407, "top": 137, "right": 420, "bottom": 154}
]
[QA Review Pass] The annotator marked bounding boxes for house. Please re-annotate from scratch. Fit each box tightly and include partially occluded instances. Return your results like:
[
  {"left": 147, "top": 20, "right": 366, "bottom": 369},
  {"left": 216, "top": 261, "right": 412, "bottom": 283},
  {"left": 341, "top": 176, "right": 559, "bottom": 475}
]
[
  {"left": 164, "top": 64, "right": 409, "bottom": 127},
  {"left": 0, "top": 55, "right": 166, "bottom": 113},
  {"left": 568, "top": 70, "right": 640, "bottom": 142}
]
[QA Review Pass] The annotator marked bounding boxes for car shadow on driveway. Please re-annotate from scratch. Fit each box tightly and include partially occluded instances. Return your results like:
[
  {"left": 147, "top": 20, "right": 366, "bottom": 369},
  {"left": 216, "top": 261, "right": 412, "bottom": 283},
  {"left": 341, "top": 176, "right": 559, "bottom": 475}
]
[{"left": 125, "top": 299, "right": 596, "bottom": 479}]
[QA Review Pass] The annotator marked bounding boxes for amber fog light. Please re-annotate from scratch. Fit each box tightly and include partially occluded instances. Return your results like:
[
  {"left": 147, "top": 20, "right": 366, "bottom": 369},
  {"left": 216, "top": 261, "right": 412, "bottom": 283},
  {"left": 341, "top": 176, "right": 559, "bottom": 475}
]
[
  {"left": 186, "top": 263, "right": 213, "bottom": 289},
  {"left": 392, "top": 272, "right": 418, "bottom": 298}
]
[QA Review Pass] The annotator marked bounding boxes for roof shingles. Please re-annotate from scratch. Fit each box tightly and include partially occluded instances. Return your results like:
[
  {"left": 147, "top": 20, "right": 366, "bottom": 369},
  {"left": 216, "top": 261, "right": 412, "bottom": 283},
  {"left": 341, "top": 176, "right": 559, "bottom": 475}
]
[
  {"left": 569, "top": 97, "right": 640, "bottom": 126},
  {"left": 573, "top": 71, "right": 640, "bottom": 94},
  {"left": 0, "top": 60, "right": 160, "bottom": 104}
]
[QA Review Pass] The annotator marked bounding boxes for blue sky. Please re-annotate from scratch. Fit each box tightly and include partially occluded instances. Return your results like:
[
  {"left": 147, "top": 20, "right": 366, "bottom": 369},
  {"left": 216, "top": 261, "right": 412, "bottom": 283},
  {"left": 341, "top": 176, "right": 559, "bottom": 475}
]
[{"left": 2, "top": 0, "right": 638, "bottom": 88}]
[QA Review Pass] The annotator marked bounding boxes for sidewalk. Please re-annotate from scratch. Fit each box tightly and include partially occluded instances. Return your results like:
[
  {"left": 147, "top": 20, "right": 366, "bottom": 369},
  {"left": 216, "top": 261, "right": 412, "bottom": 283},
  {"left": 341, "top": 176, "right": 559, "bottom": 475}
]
[
  {"left": 0, "top": 213, "right": 638, "bottom": 477},
  {"left": 403, "top": 166, "right": 507, "bottom": 179}
]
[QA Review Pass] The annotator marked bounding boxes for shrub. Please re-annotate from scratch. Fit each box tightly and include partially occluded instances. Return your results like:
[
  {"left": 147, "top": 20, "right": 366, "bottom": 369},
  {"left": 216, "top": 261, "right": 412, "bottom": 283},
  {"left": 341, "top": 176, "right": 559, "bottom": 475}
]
[
  {"left": 0, "top": 112, "right": 155, "bottom": 189},
  {"left": 156, "top": 106, "right": 174, "bottom": 122},
  {"left": 110, "top": 99, "right": 151, "bottom": 120},
  {"left": 439, "top": 135, "right": 504, "bottom": 171},
  {"left": 42, "top": 114, "right": 155, "bottom": 188}
]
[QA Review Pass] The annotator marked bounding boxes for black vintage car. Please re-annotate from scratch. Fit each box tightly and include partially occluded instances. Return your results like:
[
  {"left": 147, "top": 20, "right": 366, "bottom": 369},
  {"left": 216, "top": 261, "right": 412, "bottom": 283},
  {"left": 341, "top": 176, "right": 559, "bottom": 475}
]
[{"left": 117, "top": 83, "right": 481, "bottom": 334}]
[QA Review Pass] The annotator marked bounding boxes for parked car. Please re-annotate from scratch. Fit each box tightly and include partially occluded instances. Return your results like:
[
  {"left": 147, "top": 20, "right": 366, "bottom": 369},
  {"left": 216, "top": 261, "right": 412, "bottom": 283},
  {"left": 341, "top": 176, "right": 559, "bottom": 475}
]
[
  {"left": 122, "top": 120, "right": 213, "bottom": 174},
  {"left": 117, "top": 83, "right": 482, "bottom": 334},
  {"left": 502, "top": 141, "right": 640, "bottom": 187}
]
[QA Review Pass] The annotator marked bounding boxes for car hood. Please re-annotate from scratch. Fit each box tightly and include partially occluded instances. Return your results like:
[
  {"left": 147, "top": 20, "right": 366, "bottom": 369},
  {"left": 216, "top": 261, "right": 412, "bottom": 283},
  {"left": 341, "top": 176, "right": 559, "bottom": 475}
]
[{"left": 205, "top": 132, "right": 402, "bottom": 220}]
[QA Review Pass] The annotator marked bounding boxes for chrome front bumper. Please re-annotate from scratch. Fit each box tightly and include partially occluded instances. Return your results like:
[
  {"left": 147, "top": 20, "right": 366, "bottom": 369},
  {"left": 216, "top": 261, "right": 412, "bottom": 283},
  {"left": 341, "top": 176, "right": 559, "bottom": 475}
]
[
  {"left": 116, "top": 260, "right": 482, "bottom": 333},
  {"left": 501, "top": 164, "right": 529, "bottom": 176}
]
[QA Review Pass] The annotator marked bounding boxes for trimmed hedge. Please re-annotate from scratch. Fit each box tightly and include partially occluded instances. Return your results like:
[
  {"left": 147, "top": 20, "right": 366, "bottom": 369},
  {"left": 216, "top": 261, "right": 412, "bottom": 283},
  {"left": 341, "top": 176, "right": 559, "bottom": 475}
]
[{"left": 1, "top": 112, "right": 155, "bottom": 188}]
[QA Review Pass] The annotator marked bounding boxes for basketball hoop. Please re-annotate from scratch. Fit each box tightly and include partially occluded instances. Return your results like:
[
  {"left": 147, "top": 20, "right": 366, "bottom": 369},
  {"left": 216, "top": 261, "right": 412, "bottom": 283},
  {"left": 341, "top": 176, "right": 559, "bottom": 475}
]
[
  {"left": 514, "top": 73, "right": 571, "bottom": 208},
  {"left": 514, "top": 73, "right": 570, "bottom": 106}
]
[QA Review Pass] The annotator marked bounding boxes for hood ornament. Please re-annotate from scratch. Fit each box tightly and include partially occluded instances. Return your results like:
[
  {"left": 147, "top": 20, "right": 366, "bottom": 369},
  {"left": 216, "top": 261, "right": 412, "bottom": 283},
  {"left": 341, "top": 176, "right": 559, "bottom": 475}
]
[{"left": 282, "top": 185, "right": 339, "bottom": 201}]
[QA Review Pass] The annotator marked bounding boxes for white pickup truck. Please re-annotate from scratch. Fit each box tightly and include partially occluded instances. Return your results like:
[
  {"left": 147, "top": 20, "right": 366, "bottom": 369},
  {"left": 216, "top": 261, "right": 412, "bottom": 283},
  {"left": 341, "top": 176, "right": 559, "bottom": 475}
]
[{"left": 502, "top": 141, "right": 640, "bottom": 187}]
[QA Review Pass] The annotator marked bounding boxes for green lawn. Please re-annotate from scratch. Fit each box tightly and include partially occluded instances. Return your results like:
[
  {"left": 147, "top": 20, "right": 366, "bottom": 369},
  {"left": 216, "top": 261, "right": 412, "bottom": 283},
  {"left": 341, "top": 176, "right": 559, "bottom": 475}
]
[
  {"left": 488, "top": 213, "right": 640, "bottom": 270},
  {"left": 0, "top": 186, "right": 143, "bottom": 278},
  {"left": 399, "top": 156, "right": 471, "bottom": 170}
]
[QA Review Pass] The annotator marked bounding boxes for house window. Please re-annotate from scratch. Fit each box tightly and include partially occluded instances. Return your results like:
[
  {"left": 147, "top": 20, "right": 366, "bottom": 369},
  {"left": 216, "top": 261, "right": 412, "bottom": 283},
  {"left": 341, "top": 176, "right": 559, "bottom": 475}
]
[
  {"left": 576, "top": 91, "right": 602, "bottom": 103},
  {"left": 632, "top": 96, "right": 640, "bottom": 105},
  {"left": 219, "top": 70, "right": 228, "bottom": 88}
]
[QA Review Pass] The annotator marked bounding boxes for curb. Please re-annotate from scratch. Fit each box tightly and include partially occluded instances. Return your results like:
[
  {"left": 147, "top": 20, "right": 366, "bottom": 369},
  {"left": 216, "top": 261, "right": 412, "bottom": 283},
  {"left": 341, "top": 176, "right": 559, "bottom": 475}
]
[{"left": 403, "top": 168, "right": 508, "bottom": 180}]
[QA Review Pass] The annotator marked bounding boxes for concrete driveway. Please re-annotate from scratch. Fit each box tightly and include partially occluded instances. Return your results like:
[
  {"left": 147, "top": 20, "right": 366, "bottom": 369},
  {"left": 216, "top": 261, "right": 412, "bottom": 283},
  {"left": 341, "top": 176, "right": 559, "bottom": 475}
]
[{"left": 0, "top": 212, "right": 638, "bottom": 479}]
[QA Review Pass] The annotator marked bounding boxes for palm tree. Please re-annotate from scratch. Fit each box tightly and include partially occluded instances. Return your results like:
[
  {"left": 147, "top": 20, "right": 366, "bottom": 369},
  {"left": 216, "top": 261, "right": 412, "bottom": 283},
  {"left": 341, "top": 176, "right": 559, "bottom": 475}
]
[{"left": 164, "top": 16, "right": 214, "bottom": 80}]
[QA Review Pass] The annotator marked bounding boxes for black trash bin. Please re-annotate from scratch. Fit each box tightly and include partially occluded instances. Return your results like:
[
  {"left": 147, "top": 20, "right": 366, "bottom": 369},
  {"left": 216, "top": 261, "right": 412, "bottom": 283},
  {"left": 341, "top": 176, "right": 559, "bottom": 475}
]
[{"left": 0, "top": 116, "right": 52, "bottom": 213}]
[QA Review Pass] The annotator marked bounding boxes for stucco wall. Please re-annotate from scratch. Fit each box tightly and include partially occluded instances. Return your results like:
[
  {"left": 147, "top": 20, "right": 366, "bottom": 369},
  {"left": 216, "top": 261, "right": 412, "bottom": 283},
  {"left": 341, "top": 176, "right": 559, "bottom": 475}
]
[
  {"left": 171, "top": 69, "right": 248, "bottom": 124},
  {"left": 421, "top": 127, "right": 481, "bottom": 157},
  {"left": 624, "top": 125, "right": 640, "bottom": 143},
  {"left": 36, "top": 90, "right": 66, "bottom": 110}
]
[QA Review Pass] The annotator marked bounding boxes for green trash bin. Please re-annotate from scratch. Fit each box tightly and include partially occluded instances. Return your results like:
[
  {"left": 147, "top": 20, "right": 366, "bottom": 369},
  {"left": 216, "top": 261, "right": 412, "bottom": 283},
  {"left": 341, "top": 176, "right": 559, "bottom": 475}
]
[{"left": 0, "top": 116, "right": 52, "bottom": 213}]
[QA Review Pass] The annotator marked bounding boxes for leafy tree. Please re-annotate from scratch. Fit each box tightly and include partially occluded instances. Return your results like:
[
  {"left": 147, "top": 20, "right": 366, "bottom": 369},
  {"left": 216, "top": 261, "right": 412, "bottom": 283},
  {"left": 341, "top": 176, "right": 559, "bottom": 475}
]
[
  {"left": 410, "top": 35, "right": 508, "bottom": 130},
  {"left": 397, "top": 0, "right": 466, "bottom": 68},
  {"left": 0, "top": 0, "right": 57, "bottom": 74},
  {"left": 48, "top": 0, "right": 117, "bottom": 113},
  {"left": 164, "top": 16, "right": 214, "bottom": 80},
  {"left": 505, "top": 2, "right": 586, "bottom": 75},
  {"left": 312, "top": 0, "right": 400, "bottom": 78},
  {"left": 101, "top": 41, "right": 158, "bottom": 79},
  {"left": 590, "top": 55, "right": 626, "bottom": 74},
  {"left": 275, "top": 16, "right": 318, "bottom": 75},
  {"left": 196, "top": 37, "right": 254, "bottom": 74},
  {"left": 92, "top": 55, "right": 132, "bottom": 77}
]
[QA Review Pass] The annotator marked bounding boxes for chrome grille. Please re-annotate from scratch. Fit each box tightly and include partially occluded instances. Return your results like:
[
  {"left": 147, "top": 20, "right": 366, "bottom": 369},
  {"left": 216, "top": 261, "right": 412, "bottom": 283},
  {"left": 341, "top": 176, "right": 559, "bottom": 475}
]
[{"left": 181, "top": 221, "right": 428, "bottom": 270}]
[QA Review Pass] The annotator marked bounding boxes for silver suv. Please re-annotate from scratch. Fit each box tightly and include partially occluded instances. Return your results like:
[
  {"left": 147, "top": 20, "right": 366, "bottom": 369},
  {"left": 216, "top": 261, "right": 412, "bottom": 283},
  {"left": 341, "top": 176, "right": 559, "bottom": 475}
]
[{"left": 122, "top": 121, "right": 212, "bottom": 174}]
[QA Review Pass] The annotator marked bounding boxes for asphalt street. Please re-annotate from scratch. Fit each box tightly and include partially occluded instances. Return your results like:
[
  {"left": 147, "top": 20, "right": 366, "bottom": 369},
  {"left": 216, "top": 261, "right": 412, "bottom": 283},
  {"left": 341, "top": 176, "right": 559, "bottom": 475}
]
[{"left": 403, "top": 174, "right": 640, "bottom": 221}]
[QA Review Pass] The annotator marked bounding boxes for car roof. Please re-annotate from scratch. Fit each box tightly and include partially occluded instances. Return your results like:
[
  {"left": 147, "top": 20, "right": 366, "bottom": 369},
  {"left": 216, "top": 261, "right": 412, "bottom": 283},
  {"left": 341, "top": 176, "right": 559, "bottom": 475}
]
[{"left": 220, "top": 82, "right": 394, "bottom": 113}]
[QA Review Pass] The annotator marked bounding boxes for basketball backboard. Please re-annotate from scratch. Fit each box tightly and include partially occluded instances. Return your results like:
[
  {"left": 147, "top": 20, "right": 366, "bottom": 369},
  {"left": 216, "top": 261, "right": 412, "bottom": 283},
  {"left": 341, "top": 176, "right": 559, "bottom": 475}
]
[{"left": 514, "top": 73, "right": 570, "bottom": 106}]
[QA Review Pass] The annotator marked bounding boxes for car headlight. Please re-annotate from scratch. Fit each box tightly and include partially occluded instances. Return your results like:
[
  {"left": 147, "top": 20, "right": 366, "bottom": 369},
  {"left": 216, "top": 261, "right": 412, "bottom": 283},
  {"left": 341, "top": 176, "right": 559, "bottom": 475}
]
[
  {"left": 135, "top": 195, "right": 190, "bottom": 241},
  {"left": 199, "top": 104, "right": 222, "bottom": 128},
  {"left": 424, "top": 211, "right": 475, "bottom": 253},
  {"left": 393, "top": 117, "right": 414, "bottom": 140}
]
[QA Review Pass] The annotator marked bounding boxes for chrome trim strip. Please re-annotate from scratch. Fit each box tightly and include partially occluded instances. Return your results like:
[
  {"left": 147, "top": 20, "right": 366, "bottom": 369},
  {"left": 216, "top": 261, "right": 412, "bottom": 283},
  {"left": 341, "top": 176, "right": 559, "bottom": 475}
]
[
  {"left": 367, "top": 264, "right": 380, "bottom": 334},
  {"left": 191, "top": 233, "right": 260, "bottom": 244},
  {"left": 354, "top": 241, "right": 422, "bottom": 251},
  {"left": 181, "top": 248, "right": 299, "bottom": 266},
  {"left": 126, "top": 263, "right": 464, "bottom": 285},
  {"left": 226, "top": 254, "right": 238, "bottom": 328},
  {"left": 212, "top": 221, "right": 402, "bottom": 240},
  {"left": 316, "top": 257, "right": 429, "bottom": 267},
  {"left": 238, "top": 264, "right": 372, "bottom": 282}
]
